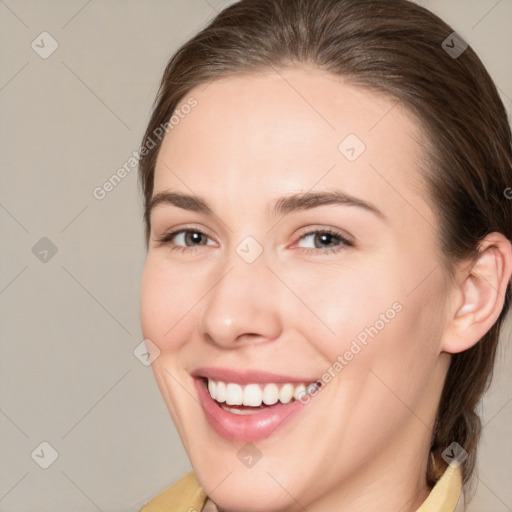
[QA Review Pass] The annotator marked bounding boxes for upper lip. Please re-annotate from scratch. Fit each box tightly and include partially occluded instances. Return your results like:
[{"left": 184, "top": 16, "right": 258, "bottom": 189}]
[{"left": 191, "top": 367, "right": 318, "bottom": 385}]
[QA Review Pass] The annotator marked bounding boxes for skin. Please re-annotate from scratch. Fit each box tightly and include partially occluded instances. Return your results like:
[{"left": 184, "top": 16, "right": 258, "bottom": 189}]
[{"left": 140, "top": 67, "right": 512, "bottom": 511}]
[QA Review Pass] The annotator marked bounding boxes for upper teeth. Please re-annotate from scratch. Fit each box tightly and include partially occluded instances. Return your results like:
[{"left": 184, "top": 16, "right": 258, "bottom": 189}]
[{"left": 207, "top": 379, "right": 317, "bottom": 407}]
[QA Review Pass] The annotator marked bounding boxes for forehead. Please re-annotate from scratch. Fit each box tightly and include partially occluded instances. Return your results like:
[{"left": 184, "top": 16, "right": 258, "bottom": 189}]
[{"left": 153, "top": 67, "right": 432, "bottom": 226}]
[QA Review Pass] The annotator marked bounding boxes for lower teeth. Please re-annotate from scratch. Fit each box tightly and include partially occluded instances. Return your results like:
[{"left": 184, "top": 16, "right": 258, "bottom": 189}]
[
  {"left": 219, "top": 401, "right": 292, "bottom": 415},
  {"left": 221, "top": 405, "right": 264, "bottom": 415}
]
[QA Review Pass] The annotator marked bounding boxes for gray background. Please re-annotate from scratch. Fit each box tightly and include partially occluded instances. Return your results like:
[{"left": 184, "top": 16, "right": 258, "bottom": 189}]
[{"left": 0, "top": 0, "right": 510, "bottom": 510}]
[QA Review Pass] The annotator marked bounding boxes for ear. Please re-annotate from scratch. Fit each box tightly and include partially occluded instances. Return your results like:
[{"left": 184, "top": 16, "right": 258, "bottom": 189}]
[{"left": 442, "top": 232, "right": 512, "bottom": 354}]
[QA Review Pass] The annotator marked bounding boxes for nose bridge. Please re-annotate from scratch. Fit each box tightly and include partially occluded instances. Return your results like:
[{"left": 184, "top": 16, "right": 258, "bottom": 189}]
[{"left": 199, "top": 246, "right": 282, "bottom": 347}]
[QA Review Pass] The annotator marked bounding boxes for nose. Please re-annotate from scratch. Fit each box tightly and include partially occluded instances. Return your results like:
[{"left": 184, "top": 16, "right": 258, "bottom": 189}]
[{"left": 199, "top": 254, "right": 283, "bottom": 348}]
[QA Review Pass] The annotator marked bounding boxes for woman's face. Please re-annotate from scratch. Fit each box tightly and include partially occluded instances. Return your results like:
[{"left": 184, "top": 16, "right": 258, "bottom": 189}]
[{"left": 140, "top": 67, "right": 453, "bottom": 510}]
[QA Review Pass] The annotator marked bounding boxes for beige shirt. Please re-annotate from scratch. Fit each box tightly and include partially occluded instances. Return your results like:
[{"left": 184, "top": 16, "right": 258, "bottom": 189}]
[{"left": 140, "top": 465, "right": 463, "bottom": 511}]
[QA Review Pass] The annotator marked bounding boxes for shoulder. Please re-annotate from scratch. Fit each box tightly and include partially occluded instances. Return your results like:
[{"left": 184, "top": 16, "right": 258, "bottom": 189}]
[{"left": 139, "top": 472, "right": 207, "bottom": 512}]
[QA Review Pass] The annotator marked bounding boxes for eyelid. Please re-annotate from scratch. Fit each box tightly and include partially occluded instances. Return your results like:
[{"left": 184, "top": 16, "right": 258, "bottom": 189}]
[
  {"left": 289, "top": 226, "right": 354, "bottom": 255},
  {"left": 153, "top": 224, "right": 217, "bottom": 247},
  {"left": 293, "top": 225, "right": 354, "bottom": 245},
  {"left": 153, "top": 224, "right": 354, "bottom": 255}
]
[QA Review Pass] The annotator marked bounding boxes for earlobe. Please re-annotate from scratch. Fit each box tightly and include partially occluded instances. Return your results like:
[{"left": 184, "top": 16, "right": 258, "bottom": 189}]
[{"left": 442, "top": 232, "right": 512, "bottom": 354}]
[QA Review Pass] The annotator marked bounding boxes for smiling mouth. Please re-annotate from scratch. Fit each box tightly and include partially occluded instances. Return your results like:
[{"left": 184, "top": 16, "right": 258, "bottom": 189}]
[
  {"left": 192, "top": 368, "right": 322, "bottom": 441},
  {"left": 205, "top": 378, "right": 319, "bottom": 412}
]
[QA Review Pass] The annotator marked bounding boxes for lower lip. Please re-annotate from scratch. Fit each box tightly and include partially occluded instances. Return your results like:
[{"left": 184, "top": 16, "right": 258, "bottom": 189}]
[{"left": 194, "top": 379, "right": 307, "bottom": 442}]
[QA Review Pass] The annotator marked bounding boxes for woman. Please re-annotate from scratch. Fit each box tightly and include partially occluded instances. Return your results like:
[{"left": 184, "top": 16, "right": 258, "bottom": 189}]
[{"left": 138, "top": 0, "right": 512, "bottom": 510}]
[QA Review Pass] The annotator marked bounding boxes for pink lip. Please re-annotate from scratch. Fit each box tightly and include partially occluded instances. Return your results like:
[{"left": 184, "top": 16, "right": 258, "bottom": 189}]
[
  {"left": 191, "top": 367, "right": 317, "bottom": 385},
  {"left": 193, "top": 377, "right": 309, "bottom": 442}
]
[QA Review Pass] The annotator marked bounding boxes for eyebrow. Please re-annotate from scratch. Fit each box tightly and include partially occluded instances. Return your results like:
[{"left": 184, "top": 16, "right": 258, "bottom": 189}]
[{"left": 147, "top": 190, "right": 385, "bottom": 221}]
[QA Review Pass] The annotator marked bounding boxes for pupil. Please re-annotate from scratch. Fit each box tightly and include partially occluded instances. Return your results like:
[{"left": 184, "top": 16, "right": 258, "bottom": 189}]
[
  {"left": 187, "top": 232, "right": 203, "bottom": 245},
  {"left": 316, "top": 233, "right": 333, "bottom": 248}
]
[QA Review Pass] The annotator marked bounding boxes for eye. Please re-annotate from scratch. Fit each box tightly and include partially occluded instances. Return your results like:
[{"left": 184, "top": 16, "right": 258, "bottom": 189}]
[
  {"left": 295, "top": 228, "right": 353, "bottom": 254},
  {"left": 155, "top": 228, "right": 216, "bottom": 252}
]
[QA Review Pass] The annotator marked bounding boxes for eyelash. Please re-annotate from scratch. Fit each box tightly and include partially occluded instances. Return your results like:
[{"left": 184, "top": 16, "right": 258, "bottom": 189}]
[
  {"left": 154, "top": 227, "right": 353, "bottom": 255},
  {"left": 154, "top": 226, "right": 209, "bottom": 254},
  {"left": 295, "top": 228, "right": 353, "bottom": 255}
]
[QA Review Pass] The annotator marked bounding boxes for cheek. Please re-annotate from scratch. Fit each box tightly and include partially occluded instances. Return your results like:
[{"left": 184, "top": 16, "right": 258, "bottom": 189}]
[
  {"left": 285, "top": 257, "right": 446, "bottom": 376},
  {"left": 285, "top": 266, "right": 446, "bottom": 461},
  {"left": 283, "top": 263, "right": 403, "bottom": 361},
  {"left": 140, "top": 256, "right": 201, "bottom": 352}
]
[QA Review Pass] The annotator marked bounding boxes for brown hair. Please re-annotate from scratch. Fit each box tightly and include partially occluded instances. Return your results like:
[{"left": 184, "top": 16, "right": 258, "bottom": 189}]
[{"left": 138, "top": 0, "right": 512, "bottom": 487}]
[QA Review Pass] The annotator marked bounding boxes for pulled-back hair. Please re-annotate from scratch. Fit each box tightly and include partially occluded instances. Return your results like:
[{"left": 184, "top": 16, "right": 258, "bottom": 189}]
[{"left": 138, "top": 0, "right": 512, "bottom": 487}]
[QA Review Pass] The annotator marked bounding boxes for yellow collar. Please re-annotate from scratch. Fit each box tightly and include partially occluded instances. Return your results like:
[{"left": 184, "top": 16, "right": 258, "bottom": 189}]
[
  {"left": 416, "top": 465, "right": 463, "bottom": 512},
  {"left": 139, "top": 466, "right": 463, "bottom": 511}
]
